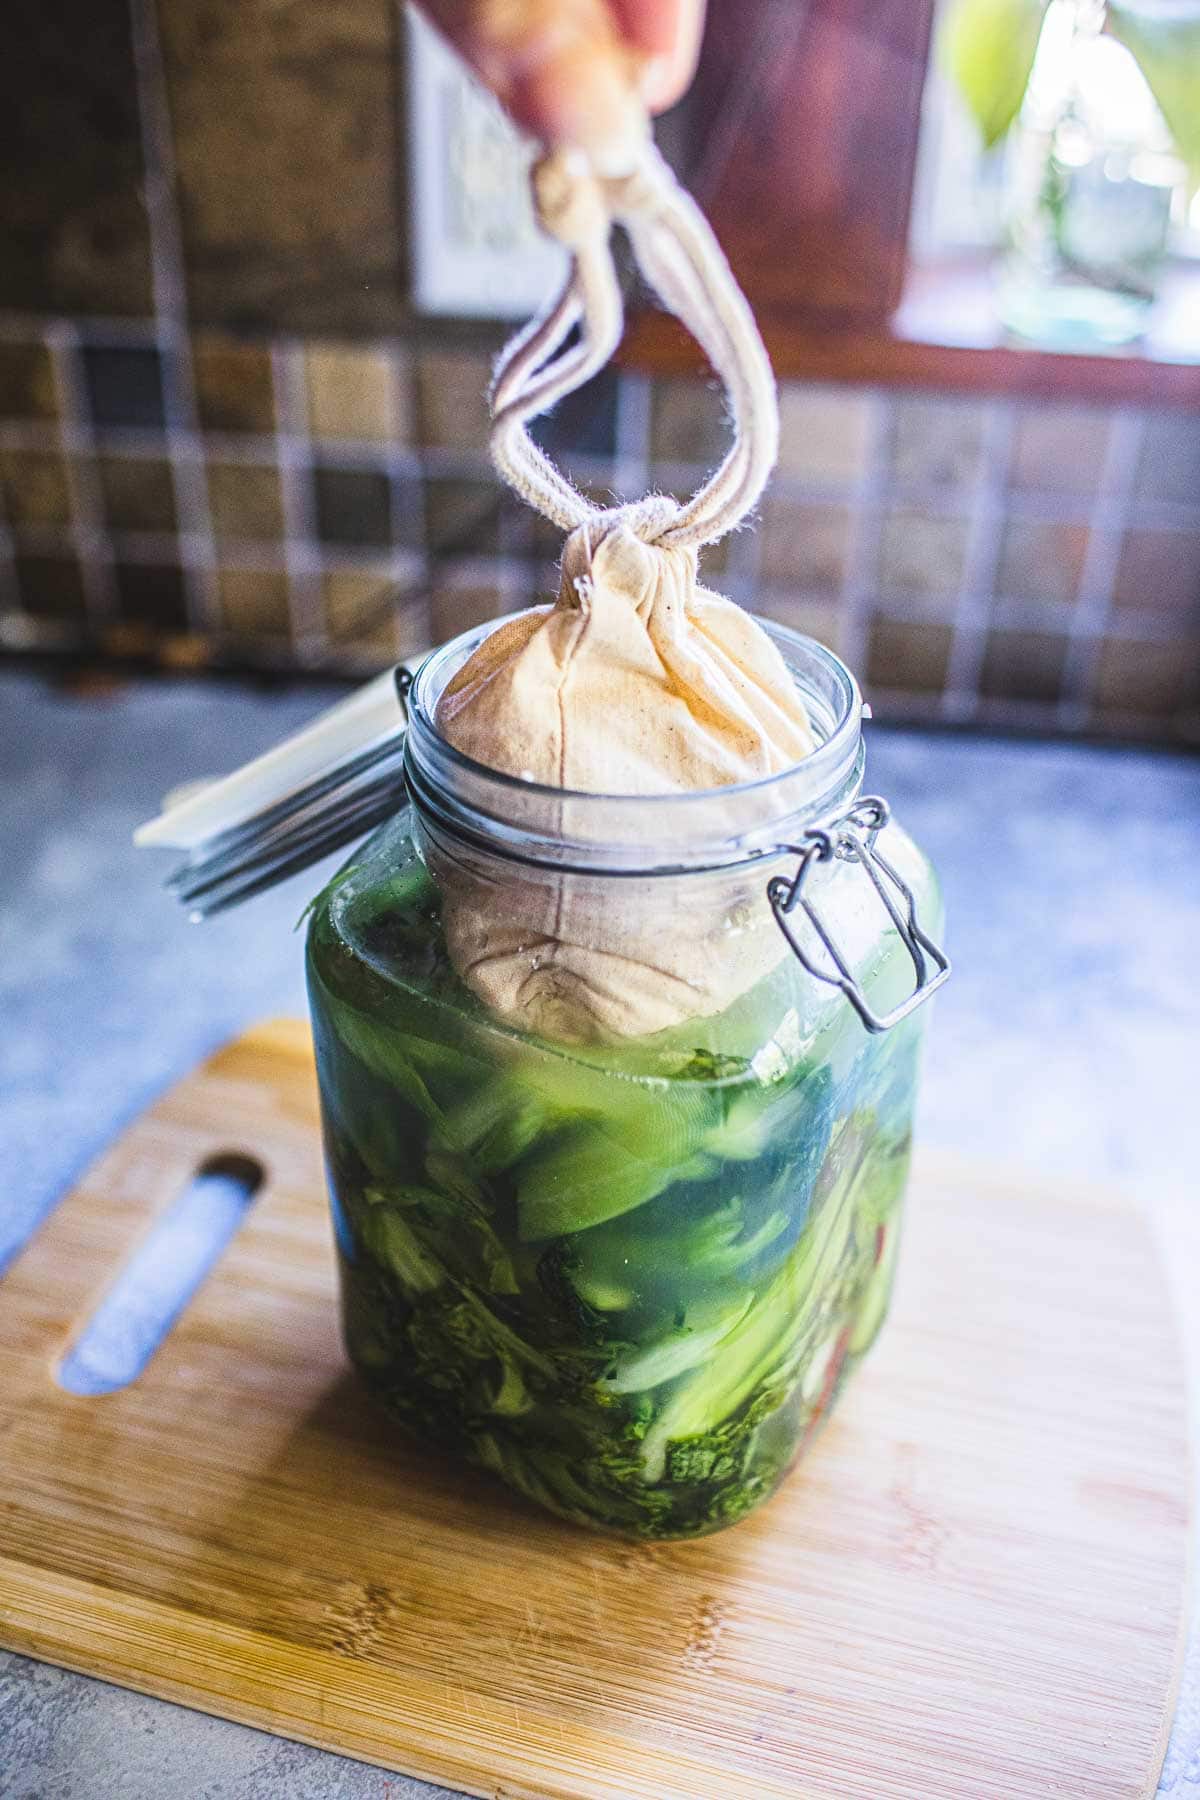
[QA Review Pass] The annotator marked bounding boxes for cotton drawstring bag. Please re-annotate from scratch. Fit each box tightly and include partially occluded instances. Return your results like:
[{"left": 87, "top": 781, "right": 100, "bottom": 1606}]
[{"left": 429, "top": 144, "right": 816, "bottom": 1043}]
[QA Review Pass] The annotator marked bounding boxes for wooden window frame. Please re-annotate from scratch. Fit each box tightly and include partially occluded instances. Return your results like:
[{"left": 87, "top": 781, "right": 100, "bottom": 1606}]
[{"left": 627, "top": 0, "right": 1200, "bottom": 406}]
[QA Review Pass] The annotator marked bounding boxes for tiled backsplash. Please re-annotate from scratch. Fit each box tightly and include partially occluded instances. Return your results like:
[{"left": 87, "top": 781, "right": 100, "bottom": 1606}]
[
  {"left": 2, "top": 317, "right": 1198, "bottom": 741},
  {"left": 1, "top": 0, "right": 1198, "bottom": 742}
]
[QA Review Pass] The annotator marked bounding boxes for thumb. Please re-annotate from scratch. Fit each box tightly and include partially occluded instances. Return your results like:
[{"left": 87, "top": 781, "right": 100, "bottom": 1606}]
[{"left": 419, "top": 0, "right": 651, "bottom": 171}]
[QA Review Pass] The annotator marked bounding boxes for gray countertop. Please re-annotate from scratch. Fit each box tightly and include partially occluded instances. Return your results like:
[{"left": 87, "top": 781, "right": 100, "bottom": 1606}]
[{"left": 1, "top": 668, "right": 1197, "bottom": 1799}]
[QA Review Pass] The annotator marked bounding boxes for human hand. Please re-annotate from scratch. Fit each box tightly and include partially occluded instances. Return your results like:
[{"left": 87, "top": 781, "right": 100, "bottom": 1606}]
[{"left": 416, "top": 0, "right": 707, "bottom": 170}]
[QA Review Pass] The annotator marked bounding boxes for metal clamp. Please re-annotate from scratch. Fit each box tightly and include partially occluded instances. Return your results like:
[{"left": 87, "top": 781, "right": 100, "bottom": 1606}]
[{"left": 767, "top": 797, "right": 950, "bottom": 1034}]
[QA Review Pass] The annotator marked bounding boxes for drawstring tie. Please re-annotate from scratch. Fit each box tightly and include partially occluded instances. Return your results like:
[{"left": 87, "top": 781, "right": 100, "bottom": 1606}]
[{"left": 489, "top": 142, "right": 779, "bottom": 554}]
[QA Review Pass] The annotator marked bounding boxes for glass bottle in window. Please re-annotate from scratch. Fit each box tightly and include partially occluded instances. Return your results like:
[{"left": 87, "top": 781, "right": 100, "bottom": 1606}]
[{"left": 1000, "top": 0, "right": 1185, "bottom": 346}]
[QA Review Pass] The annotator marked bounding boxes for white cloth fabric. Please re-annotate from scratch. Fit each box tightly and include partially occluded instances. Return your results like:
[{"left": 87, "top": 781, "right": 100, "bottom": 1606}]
[
  {"left": 490, "top": 144, "right": 779, "bottom": 550},
  {"left": 433, "top": 144, "right": 813, "bottom": 1041},
  {"left": 438, "top": 523, "right": 814, "bottom": 794}
]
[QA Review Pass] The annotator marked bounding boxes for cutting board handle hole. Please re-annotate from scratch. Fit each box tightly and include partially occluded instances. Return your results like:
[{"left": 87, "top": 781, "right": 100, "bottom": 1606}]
[{"left": 56, "top": 1152, "right": 265, "bottom": 1396}]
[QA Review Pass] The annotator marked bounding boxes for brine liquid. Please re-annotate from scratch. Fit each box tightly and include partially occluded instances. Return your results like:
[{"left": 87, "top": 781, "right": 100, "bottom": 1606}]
[{"left": 306, "top": 820, "right": 924, "bottom": 1540}]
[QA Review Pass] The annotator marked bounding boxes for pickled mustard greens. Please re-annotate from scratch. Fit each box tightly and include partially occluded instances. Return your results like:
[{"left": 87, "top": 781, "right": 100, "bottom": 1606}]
[{"left": 306, "top": 823, "right": 923, "bottom": 1540}]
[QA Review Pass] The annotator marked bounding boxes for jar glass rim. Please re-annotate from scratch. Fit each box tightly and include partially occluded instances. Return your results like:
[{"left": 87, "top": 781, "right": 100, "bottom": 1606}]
[{"left": 404, "top": 613, "right": 867, "bottom": 871}]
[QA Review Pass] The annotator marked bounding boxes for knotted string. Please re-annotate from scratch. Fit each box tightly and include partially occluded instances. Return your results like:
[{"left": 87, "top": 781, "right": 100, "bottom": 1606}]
[{"left": 489, "top": 143, "right": 779, "bottom": 553}]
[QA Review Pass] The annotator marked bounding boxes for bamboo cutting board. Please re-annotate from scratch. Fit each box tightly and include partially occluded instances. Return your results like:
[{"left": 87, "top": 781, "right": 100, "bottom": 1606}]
[{"left": 0, "top": 1019, "right": 1189, "bottom": 1800}]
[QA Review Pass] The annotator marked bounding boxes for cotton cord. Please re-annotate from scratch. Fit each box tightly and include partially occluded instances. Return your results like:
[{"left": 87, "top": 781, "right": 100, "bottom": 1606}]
[{"left": 489, "top": 143, "right": 779, "bottom": 552}]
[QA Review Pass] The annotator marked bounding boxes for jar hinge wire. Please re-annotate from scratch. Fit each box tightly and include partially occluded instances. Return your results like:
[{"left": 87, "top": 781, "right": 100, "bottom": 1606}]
[{"left": 767, "top": 797, "right": 951, "bottom": 1034}]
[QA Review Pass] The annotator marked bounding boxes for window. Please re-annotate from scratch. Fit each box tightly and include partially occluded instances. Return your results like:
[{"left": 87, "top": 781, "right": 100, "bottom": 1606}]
[
  {"left": 625, "top": 0, "right": 1200, "bottom": 398},
  {"left": 910, "top": 0, "right": 1198, "bottom": 262}
]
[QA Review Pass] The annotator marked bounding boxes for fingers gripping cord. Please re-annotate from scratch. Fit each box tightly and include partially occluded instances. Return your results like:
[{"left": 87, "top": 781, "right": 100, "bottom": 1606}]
[{"left": 489, "top": 144, "right": 779, "bottom": 552}]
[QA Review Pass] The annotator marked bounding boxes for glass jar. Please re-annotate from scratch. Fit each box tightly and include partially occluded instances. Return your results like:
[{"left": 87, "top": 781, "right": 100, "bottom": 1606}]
[{"left": 304, "top": 619, "right": 945, "bottom": 1540}]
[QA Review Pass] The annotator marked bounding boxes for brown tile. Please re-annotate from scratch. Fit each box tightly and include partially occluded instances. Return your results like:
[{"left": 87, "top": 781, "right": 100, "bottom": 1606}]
[
  {"left": 752, "top": 592, "right": 842, "bottom": 653},
  {"left": 996, "top": 518, "right": 1088, "bottom": 604},
  {"left": 759, "top": 498, "right": 850, "bottom": 592},
  {"left": 305, "top": 343, "right": 408, "bottom": 443},
  {"left": 0, "top": 343, "right": 57, "bottom": 419},
  {"left": 533, "top": 368, "right": 618, "bottom": 462},
  {"left": 413, "top": 350, "right": 493, "bottom": 451},
  {"left": 1113, "top": 529, "right": 1200, "bottom": 616},
  {"left": 878, "top": 510, "right": 967, "bottom": 600},
  {"left": 158, "top": 634, "right": 218, "bottom": 672},
  {"left": 866, "top": 619, "right": 953, "bottom": 694},
  {"left": 424, "top": 477, "right": 503, "bottom": 555},
  {"left": 313, "top": 465, "right": 393, "bottom": 547},
  {"left": 82, "top": 346, "right": 165, "bottom": 428},
  {"left": 99, "top": 621, "right": 157, "bottom": 657},
  {"left": 695, "top": 534, "right": 730, "bottom": 579},
  {"left": 0, "top": 0, "right": 151, "bottom": 315},
  {"left": 529, "top": 507, "right": 566, "bottom": 565},
  {"left": 0, "top": 449, "right": 72, "bottom": 527},
  {"left": 430, "top": 570, "right": 509, "bottom": 644},
  {"left": 159, "top": 0, "right": 404, "bottom": 333},
  {"left": 495, "top": 485, "right": 539, "bottom": 545},
  {"left": 776, "top": 385, "right": 871, "bottom": 486},
  {"left": 193, "top": 338, "right": 276, "bottom": 434},
  {"left": 979, "top": 629, "right": 1068, "bottom": 704},
  {"left": 1134, "top": 413, "right": 1200, "bottom": 508},
  {"left": 1009, "top": 404, "right": 1110, "bottom": 495},
  {"left": 1090, "top": 637, "right": 1194, "bottom": 716},
  {"left": 206, "top": 462, "right": 284, "bottom": 543},
  {"left": 98, "top": 456, "right": 177, "bottom": 531},
  {"left": 650, "top": 378, "right": 727, "bottom": 465},
  {"left": 218, "top": 567, "right": 292, "bottom": 638},
  {"left": 114, "top": 562, "right": 189, "bottom": 630},
  {"left": 15, "top": 555, "right": 86, "bottom": 620},
  {"left": 887, "top": 397, "right": 984, "bottom": 491},
  {"left": 393, "top": 588, "right": 436, "bottom": 658},
  {"left": 322, "top": 569, "right": 402, "bottom": 653}
]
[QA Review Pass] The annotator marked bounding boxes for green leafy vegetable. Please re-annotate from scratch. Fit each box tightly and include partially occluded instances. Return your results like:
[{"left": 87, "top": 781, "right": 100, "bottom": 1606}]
[
  {"left": 599, "top": 1296, "right": 753, "bottom": 1396},
  {"left": 305, "top": 825, "right": 923, "bottom": 1539},
  {"left": 359, "top": 1205, "right": 444, "bottom": 1296},
  {"left": 517, "top": 1129, "right": 712, "bottom": 1241}
]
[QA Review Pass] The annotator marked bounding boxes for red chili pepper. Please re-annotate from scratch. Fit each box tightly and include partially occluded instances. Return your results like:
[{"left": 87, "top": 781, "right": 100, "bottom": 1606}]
[
  {"left": 817, "top": 1324, "right": 853, "bottom": 1416},
  {"left": 797, "top": 1322, "right": 854, "bottom": 1458},
  {"left": 874, "top": 1222, "right": 887, "bottom": 1267}
]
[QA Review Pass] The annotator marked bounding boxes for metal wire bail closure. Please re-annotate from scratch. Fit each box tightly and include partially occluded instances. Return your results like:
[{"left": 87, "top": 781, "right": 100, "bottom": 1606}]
[{"left": 767, "top": 797, "right": 951, "bottom": 1034}]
